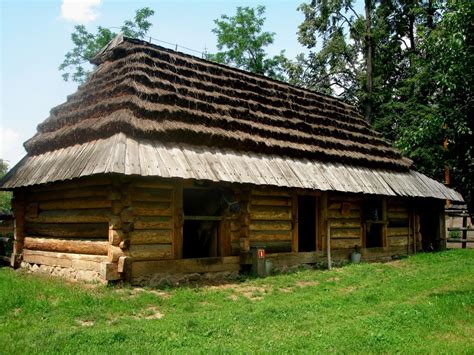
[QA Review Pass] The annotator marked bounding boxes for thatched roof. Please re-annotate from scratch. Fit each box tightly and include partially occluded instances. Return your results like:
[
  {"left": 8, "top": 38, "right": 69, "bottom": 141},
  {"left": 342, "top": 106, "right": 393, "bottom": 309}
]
[
  {"left": 2, "top": 35, "right": 462, "bottom": 201},
  {"left": 24, "top": 35, "right": 409, "bottom": 171}
]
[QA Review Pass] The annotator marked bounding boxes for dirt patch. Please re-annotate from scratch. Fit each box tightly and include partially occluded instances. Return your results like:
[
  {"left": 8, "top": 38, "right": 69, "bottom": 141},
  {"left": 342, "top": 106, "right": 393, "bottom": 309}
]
[
  {"left": 208, "top": 284, "right": 268, "bottom": 301},
  {"left": 296, "top": 281, "right": 319, "bottom": 288},
  {"left": 128, "top": 287, "right": 171, "bottom": 299},
  {"left": 135, "top": 306, "right": 164, "bottom": 320},
  {"left": 76, "top": 319, "right": 95, "bottom": 327},
  {"left": 340, "top": 286, "right": 358, "bottom": 294}
]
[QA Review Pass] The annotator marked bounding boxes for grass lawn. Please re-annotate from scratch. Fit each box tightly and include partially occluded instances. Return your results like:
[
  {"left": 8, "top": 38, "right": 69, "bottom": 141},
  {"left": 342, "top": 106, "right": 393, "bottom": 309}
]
[{"left": 0, "top": 250, "right": 473, "bottom": 353}]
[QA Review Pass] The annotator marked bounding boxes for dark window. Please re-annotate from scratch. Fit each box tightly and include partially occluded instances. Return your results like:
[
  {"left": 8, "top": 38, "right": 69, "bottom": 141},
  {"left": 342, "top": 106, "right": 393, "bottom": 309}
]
[
  {"left": 298, "top": 195, "right": 317, "bottom": 252},
  {"left": 182, "top": 188, "right": 238, "bottom": 259}
]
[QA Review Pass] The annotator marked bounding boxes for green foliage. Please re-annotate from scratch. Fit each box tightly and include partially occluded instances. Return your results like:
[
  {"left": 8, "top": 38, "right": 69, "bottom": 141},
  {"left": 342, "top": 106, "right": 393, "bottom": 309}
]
[
  {"left": 295, "top": 0, "right": 473, "bottom": 211},
  {"left": 0, "top": 159, "right": 12, "bottom": 214},
  {"left": 207, "top": 6, "right": 288, "bottom": 81},
  {"left": 59, "top": 7, "right": 155, "bottom": 83},
  {"left": 0, "top": 250, "right": 473, "bottom": 352}
]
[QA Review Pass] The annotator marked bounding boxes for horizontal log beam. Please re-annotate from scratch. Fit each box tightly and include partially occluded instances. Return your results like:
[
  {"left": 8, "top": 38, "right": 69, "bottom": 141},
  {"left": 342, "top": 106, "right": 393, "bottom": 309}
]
[
  {"left": 25, "top": 209, "right": 110, "bottom": 224},
  {"left": 24, "top": 237, "right": 108, "bottom": 255},
  {"left": 129, "top": 229, "right": 173, "bottom": 245},
  {"left": 38, "top": 197, "right": 111, "bottom": 211},
  {"left": 22, "top": 249, "right": 107, "bottom": 271},
  {"left": 25, "top": 223, "right": 108, "bottom": 239}
]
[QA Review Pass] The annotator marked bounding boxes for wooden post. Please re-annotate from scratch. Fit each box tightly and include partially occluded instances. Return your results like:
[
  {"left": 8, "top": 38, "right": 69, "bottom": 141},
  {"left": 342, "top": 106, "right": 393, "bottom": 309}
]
[
  {"left": 462, "top": 214, "right": 467, "bottom": 249},
  {"left": 291, "top": 192, "right": 298, "bottom": 253},
  {"left": 11, "top": 191, "right": 25, "bottom": 268},
  {"left": 326, "top": 222, "right": 332, "bottom": 270},
  {"left": 319, "top": 192, "right": 328, "bottom": 252},
  {"left": 382, "top": 198, "right": 388, "bottom": 247},
  {"left": 239, "top": 189, "right": 251, "bottom": 253},
  {"left": 173, "top": 184, "right": 183, "bottom": 259},
  {"left": 439, "top": 209, "right": 447, "bottom": 250},
  {"left": 104, "top": 181, "right": 128, "bottom": 281}
]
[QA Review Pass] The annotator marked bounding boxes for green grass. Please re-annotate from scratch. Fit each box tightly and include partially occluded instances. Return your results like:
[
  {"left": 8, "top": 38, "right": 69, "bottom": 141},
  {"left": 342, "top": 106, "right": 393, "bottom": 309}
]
[{"left": 1, "top": 250, "right": 473, "bottom": 353}]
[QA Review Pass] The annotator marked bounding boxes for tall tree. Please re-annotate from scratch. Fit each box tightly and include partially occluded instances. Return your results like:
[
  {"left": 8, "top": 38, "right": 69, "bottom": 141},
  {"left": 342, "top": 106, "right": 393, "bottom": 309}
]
[
  {"left": 60, "top": 7, "right": 155, "bottom": 83},
  {"left": 207, "top": 5, "right": 287, "bottom": 80}
]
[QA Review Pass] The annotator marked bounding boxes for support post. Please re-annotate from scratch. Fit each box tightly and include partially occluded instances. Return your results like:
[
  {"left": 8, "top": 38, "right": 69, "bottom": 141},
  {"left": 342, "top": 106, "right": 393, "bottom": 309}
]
[
  {"left": 291, "top": 192, "right": 298, "bottom": 253},
  {"left": 239, "top": 189, "right": 251, "bottom": 253},
  {"left": 326, "top": 222, "right": 332, "bottom": 270},
  {"left": 11, "top": 191, "right": 25, "bottom": 268}
]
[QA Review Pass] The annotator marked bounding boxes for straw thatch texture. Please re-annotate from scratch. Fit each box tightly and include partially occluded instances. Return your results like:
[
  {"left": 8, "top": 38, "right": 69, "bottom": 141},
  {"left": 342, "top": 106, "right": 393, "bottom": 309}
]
[{"left": 25, "top": 37, "right": 410, "bottom": 170}]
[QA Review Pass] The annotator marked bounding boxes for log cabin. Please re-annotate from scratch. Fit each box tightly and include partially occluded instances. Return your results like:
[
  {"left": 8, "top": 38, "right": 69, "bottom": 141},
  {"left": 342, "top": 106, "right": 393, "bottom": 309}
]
[{"left": 0, "top": 35, "right": 463, "bottom": 284}]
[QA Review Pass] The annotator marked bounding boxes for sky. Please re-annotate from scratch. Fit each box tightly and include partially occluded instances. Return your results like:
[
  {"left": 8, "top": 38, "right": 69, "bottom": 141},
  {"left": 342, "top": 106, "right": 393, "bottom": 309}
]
[{"left": 0, "top": 0, "right": 309, "bottom": 168}]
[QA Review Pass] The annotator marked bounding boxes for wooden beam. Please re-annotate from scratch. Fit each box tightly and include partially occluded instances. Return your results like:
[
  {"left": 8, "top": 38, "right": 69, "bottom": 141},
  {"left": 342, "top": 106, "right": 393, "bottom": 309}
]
[
  {"left": 291, "top": 192, "right": 298, "bottom": 253},
  {"left": 24, "top": 237, "right": 108, "bottom": 255},
  {"left": 11, "top": 191, "right": 25, "bottom": 268},
  {"left": 173, "top": 184, "right": 183, "bottom": 259}
]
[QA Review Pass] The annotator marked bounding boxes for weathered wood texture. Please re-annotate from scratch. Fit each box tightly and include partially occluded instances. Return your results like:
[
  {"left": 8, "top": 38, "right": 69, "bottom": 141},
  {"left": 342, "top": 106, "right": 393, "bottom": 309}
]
[
  {"left": 22, "top": 178, "right": 110, "bottom": 269},
  {"left": 22, "top": 249, "right": 107, "bottom": 272},
  {"left": 248, "top": 188, "right": 293, "bottom": 253},
  {"left": 387, "top": 199, "right": 410, "bottom": 249},
  {"left": 125, "top": 180, "right": 175, "bottom": 261},
  {"left": 327, "top": 196, "right": 362, "bottom": 250}
]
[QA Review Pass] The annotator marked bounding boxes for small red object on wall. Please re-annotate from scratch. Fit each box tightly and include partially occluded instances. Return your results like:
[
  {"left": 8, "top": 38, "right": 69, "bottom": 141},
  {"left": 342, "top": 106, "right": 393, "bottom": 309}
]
[{"left": 257, "top": 249, "right": 265, "bottom": 259}]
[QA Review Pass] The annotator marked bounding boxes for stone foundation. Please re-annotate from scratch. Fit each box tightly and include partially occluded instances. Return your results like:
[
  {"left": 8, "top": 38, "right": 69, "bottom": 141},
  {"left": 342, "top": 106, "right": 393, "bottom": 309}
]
[{"left": 20, "top": 262, "right": 103, "bottom": 283}]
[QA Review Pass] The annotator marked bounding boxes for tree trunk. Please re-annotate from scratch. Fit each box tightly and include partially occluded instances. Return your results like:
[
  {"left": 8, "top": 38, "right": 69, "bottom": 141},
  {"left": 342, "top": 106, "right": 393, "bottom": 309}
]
[{"left": 364, "top": 0, "right": 373, "bottom": 124}]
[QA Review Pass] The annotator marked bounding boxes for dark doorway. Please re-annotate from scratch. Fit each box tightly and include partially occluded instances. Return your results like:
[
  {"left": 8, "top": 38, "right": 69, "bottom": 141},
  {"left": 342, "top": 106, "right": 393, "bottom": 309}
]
[
  {"left": 418, "top": 200, "right": 440, "bottom": 250},
  {"left": 182, "top": 188, "right": 224, "bottom": 259},
  {"left": 298, "top": 195, "right": 317, "bottom": 252},
  {"left": 365, "top": 223, "right": 384, "bottom": 248}
]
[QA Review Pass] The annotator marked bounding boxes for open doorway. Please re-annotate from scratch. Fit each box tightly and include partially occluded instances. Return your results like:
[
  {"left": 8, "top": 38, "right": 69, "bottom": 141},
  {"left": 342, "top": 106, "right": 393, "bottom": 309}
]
[
  {"left": 298, "top": 195, "right": 317, "bottom": 252},
  {"left": 182, "top": 187, "right": 239, "bottom": 259},
  {"left": 363, "top": 199, "right": 384, "bottom": 248}
]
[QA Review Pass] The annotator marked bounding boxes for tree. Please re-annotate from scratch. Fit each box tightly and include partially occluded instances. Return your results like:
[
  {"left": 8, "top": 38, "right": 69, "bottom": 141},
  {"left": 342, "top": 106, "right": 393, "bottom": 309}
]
[
  {"left": 207, "top": 5, "right": 287, "bottom": 81},
  {"left": 0, "top": 159, "right": 12, "bottom": 214},
  {"left": 60, "top": 7, "right": 155, "bottom": 83}
]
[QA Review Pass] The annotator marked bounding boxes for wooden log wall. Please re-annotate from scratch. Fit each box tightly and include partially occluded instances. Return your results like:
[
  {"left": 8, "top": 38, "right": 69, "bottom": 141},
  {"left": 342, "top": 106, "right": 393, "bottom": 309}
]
[
  {"left": 248, "top": 188, "right": 293, "bottom": 253},
  {"left": 126, "top": 180, "right": 175, "bottom": 261},
  {"left": 386, "top": 199, "right": 410, "bottom": 251},
  {"left": 327, "top": 196, "right": 362, "bottom": 250},
  {"left": 21, "top": 177, "right": 112, "bottom": 272}
]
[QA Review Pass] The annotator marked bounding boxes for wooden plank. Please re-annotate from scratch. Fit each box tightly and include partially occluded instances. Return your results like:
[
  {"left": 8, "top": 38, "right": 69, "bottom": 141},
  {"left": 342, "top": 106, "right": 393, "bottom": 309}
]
[
  {"left": 387, "top": 211, "right": 409, "bottom": 219},
  {"left": 25, "top": 209, "right": 110, "bottom": 224},
  {"left": 327, "top": 209, "right": 361, "bottom": 219},
  {"left": 292, "top": 192, "right": 298, "bottom": 253},
  {"left": 319, "top": 192, "right": 327, "bottom": 251},
  {"left": 330, "top": 228, "right": 361, "bottom": 239},
  {"left": 27, "top": 186, "right": 110, "bottom": 202},
  {"left": 134, "top": 216, "right": 173, "bottom": 230},
  {"left": 251, "top": 195, "right": 291, "bottom": 207},
  {"left": 25, "top": 223, "right": 108, "bottom": 239},
  {"left": 132, "top": 179, "right": 174, "bottom": 189},
  {"left": 26, "top": 176, "right": 112, "bottom": 192},
  {"left": 251, "top": 188, "right": 290, "bottom": 197},
  {"left": 24, "top": 237, "right": 108, "bottom": 255},
  {"left": 38, "top": 197, "right": 111, "bottom": 211},
  {"left": 387, "top": 227, "right": 409, "bottom": 237},
  {"left": 173, "top": 184, "right": 183, "bottom": 259},
  {"left": 249, "top": 230, "right": 292, "bottom": 242},
  {"left": 130, "top": 188, "right": 172, "bottom": 202},
  {"left": 22, "top": 249, "right": 106, "bottom": 271},
  {"left": 131, "top": 256, "right": 240, "bottom": 278},
  {"left": 327, "top": 219, "right": 361, "bottom": 228},
  {"left": 388, "top": 236, "right": 409, "bottom": 247},
  {"left": 131, "top": 201, "right": 173, "bottom": 217},
  {"left": 128, "top": 244, "right": 173, "bottom": 261},
  {"left": 249, "top": 220, "right": 292, "bottom": 231},
  {"left": 129, "top": 229, "right": 173, "bottom": 245},
  {"left": 250, "top": 205, "right": 292, "bottom": 220},
  {"left": 330, "top": 238, "right": 360, "bottom": 249}
]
